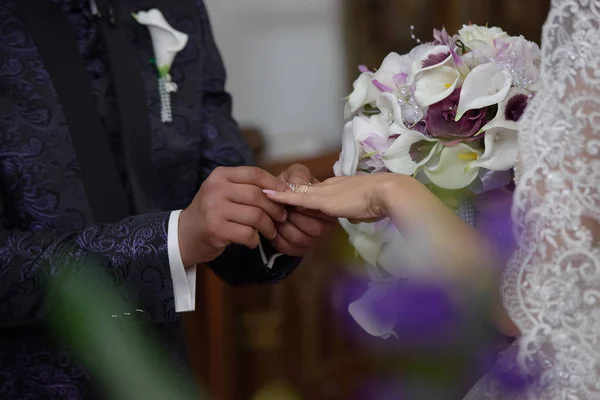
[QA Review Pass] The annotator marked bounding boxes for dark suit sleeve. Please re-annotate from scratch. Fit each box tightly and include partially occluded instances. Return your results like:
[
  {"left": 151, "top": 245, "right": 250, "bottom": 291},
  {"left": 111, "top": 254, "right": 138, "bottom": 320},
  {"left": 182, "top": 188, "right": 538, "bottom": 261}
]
[
  {"left": 0, "top": 212, "right": 177, "bottom": 327},
  {"left": 195, "top": 1, "right": 302, "bottom": 284}
]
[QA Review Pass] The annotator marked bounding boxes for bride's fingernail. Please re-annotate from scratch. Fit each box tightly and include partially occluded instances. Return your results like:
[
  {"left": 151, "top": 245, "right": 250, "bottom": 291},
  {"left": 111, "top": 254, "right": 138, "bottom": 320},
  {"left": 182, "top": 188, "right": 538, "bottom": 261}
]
[{"left": 263, "top": 189, "right": 278, "bottom": 195}]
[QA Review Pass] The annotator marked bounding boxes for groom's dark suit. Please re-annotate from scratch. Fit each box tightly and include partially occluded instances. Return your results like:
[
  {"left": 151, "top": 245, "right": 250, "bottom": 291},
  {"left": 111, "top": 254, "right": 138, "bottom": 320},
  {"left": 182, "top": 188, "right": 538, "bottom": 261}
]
[{"left": 0, "top": 0, "right": 300, "bottom": 397}]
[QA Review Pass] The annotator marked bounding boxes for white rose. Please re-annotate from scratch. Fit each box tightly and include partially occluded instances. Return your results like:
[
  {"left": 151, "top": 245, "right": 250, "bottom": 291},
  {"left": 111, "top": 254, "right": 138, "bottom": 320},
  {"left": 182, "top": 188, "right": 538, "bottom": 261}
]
[{"left": 458, "top": 25, "right": 508, "bottom": 48}]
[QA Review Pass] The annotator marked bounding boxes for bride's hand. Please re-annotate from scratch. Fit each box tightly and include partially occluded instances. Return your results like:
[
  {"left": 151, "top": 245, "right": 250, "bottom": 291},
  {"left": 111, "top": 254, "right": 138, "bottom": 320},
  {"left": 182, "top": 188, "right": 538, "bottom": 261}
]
[
  {"left": 263, "top": 173, "right": 415, "bottom": 223},
  {"left": 266, "top": 173, "right": 516, "bottom": 335},
  {"left": 264, "top": 172, "right": 485, "bottom": 272},
  {"left": 265, "top": 173, "right": 489, "bottom": 281}
]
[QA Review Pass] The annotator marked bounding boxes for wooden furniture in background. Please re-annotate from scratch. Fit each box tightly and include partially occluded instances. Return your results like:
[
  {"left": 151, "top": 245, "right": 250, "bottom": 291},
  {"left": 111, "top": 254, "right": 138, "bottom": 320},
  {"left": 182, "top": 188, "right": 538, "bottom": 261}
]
[{"left": 344, "top": 0, "right": 549, "bottom": 87}]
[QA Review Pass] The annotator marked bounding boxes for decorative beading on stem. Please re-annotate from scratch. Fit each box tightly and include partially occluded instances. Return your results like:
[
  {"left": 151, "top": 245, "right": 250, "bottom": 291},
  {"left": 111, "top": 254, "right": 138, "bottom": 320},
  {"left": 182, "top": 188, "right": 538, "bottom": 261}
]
[{"left": 158, "top": 74, "right": 178, "bottom": 123}]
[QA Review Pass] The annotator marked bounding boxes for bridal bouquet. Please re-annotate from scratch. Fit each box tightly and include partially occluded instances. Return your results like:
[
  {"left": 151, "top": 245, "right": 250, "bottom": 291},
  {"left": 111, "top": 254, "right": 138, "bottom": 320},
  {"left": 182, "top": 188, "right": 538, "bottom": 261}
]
[{"left": 337, "top": 25, "right": 541, "bottom": 338}]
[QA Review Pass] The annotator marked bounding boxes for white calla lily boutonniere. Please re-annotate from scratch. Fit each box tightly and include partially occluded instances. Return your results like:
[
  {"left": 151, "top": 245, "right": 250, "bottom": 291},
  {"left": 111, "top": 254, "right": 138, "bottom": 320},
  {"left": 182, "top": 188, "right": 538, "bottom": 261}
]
[{"left": 133, "top": 9, "right": 189, "bottom": 123}]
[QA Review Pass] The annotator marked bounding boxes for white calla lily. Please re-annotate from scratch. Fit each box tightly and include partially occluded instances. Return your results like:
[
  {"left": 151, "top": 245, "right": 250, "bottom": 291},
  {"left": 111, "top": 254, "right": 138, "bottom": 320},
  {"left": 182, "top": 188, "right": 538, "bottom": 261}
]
[
  {"left": 133, "top": 9, "right": 188, "bottom": 77},
  {"left": 408, "top": 45, "right": 453, "bottom": 82},
  {"left": 469, "top": 128, "right": 518, "bottom": 171},
  {"left": 336, "top": 115, "right": 391, "bottom": 176},
  {"left": 348, "top": 283, "right": 397, "bottom": 339},
  {"left": 383, "top": 130, "right": 440, "bottom": 175},
  {"left": 337, "top": 121, "right": 360, "bottom": 176},
  {"left": 354, "top": 113, "right": 391, "bottom": 144},
  {"left": 424, "top": 144, "right": 482, "bottom": 189},
  {"left": 413, "top": 66, "right": 460, "bottom": 108},
  {"left": 379, "top": 95, "right": 440, "bottom": 175},
  {"left": 345, "top": 52, "right": 417, "bottom": 118},
  {"left": 470, "top": 169, "right": 513, "bottom": 194},
  {"left": 375, "top": 92, "right": 409, "bottom": 132},
  {"left": 345, "top": 72, "right": 379, "bottom": 118},
  {"left": 372, "top": 52, "right": 415, "bottom": 91},
  {"left": 339, "top": 219, "right": 392, "bottom": 266},
  {"left": 478, "top": 87, "right": 532, "bottom": 133},
  {"left": 450, "top": 47, "right": 471, "bottom": 77},
  {"left": 377, "top": 228, "right": 415, "bottom": 278},
  {"left": 455, "top": 63, "right": 512, "bottom": 120},
  {"left": 365, "top": 263, "right": 383, "bottom": 281}
]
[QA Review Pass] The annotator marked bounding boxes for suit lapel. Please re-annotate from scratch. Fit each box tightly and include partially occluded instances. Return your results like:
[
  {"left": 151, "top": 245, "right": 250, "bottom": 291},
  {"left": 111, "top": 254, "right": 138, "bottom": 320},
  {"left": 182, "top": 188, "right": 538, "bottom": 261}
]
[
  {"left": 98, "top": 0, "right": 158, "bottom": 215},
  {"left": 16, "top": 0, "right": 132, "bottom": 223}
]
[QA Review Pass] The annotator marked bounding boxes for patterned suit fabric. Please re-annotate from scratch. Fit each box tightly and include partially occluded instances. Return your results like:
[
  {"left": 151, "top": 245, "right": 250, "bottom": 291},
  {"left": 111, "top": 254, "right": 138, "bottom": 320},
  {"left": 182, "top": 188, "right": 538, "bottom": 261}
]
[{"left": 0, "top": 0, "right": 299, "bottom": 397}]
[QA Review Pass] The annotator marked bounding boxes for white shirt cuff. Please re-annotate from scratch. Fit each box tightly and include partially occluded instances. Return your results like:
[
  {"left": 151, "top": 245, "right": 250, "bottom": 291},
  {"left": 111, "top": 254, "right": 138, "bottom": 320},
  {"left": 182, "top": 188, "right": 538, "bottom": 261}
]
[
  {"left": 167, "top": 210, "right": 196, "bottom": 312},
  {"left": 258, "top": 239, "right": 283, "bottom": 269}
]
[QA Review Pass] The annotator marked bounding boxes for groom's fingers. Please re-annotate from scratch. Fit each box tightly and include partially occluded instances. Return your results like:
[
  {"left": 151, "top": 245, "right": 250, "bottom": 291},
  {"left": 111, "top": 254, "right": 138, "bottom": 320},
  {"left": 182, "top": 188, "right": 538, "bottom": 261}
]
[
  {"left": 269, "top": 235, "right": 309, "bottom": 257},
  {"left": 223, "top": 222, "right": 261, "bottom": 249},
  {"left": 227, "top": 204, "right": 277, "bottom": 240},
  {"left": 274, "top": 221, "right": 313, "bottom": 247},
  {"left": 223, "top": 166, "right": 288, "bottom": 193},
  {"left": 287, "top": 211, "right": 335, "bottom": 237},
  {"left": 263, "top": 190, "right": 323, "bottom": 210},
  {"left": 295, "top": 208, "right": 337, "bottom": 223},
  {"left": 279, "top": 163, "right": 313, "bottom": 185},
  {"left": 229, "top": 184, "right": 288, "bottom": 223}
]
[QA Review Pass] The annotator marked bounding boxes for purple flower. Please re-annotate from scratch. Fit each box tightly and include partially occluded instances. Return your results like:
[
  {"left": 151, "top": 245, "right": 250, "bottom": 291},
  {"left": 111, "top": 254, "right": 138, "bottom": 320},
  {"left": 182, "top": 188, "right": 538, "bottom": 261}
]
[
  {"left": 483, "top": 344, "right": 539, "bottom": 396},
  {"left": 393, "top": 282, "right": 461, "bottom": 347},
  {"left": 426, "top": 88, "right": 489, "bottom": 139},
  {"left": 422, "top": 52, "right": 451, "bottom": 68},
  {"left": 475, "top": 188, "right": 516, "bottom": 268},
  {"left": 505, "top": 94, "right": 528, "bottom": 122},
  {"left": 372, "top": 79, "right": 394, "bottom": 93},
  {"left": 348, "top": 279, "right": 462, "bottom": 347},
  {"left": 357, "top": 133, "right": 395, "bottom": 173},
  {"left": 433, "top": 27, "right": 455, "bottom": 47},
  {"left": 409, "top": 140, "right": 437, "bottom": 163}
]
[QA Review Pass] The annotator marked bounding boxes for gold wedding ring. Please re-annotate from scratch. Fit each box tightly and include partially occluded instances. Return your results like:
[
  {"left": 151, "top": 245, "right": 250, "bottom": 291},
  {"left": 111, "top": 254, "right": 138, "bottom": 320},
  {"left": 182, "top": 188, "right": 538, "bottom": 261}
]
[{"left": 287, "top": 183, "right": 312, "bottom": 193}]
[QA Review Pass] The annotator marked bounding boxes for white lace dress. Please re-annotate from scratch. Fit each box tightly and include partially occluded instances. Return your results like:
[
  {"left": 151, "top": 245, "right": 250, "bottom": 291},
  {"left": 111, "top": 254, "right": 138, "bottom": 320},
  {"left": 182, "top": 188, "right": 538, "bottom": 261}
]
[{"left": 465, "top": 0, "right": 600, "bottom": 398}]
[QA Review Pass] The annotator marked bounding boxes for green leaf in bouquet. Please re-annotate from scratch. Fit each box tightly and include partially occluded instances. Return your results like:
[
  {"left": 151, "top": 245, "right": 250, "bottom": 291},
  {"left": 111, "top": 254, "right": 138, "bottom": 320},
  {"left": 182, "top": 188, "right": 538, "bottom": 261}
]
[
  {"left": 455, "top": 39, "right": 467, "bottom": 55},
  {"left": 426, "top": 185, "right": 473, "bottom": 210},
  {"left": 363, "top": 104, "right": 381, "bottom": 115},
  {"left": 361, "top": 151, "right": 378, "bottom": 160}
]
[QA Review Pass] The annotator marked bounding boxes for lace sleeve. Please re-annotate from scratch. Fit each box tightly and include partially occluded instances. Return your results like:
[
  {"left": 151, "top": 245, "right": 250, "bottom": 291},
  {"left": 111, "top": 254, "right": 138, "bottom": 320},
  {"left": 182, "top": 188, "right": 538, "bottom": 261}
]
[{"left": 500, "top": 1, "right": 600, "bottom": 398}]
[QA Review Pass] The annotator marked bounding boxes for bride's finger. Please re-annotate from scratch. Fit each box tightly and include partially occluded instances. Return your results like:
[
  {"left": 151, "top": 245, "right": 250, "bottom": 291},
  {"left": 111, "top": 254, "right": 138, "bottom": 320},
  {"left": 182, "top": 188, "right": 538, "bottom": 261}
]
[
  {"left": 295, "top": 208, "right": 337, "bottom": 222},
  {"left": 262, "top": 189, "right": 323, "bottom": 210},
  {"left": 348, "top": 216, "right": 384, "bottom": 224}
]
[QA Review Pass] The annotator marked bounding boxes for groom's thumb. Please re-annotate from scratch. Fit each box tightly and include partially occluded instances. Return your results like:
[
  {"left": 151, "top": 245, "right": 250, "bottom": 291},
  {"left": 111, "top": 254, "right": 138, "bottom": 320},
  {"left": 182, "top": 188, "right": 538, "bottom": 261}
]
[{"left": 282, "top": 163, "right": 313, "bottom": 185}]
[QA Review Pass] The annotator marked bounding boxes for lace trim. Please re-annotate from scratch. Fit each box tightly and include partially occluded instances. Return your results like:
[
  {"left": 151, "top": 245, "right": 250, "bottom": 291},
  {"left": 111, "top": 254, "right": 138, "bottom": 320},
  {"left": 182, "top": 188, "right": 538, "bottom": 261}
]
[{"left": 500, "top": 1, "right": 600, "bottom": 398}]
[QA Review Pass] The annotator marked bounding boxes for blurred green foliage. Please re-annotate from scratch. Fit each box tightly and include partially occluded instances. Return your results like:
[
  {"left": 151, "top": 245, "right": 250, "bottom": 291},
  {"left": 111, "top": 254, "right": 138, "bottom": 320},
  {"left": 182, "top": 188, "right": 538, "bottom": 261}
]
[{"left": 46, "top": 267, "right": 205, "bottom": 400}]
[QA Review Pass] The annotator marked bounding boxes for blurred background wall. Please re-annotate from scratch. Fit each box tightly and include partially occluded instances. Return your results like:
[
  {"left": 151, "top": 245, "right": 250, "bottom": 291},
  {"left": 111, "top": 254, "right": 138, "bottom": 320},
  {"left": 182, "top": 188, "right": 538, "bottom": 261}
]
[
  {"left": 204, "top": 0, "right": 346, "bottom": 162},
  {"left": 185, "top": 1, "right": 550, "bottom": 399}
]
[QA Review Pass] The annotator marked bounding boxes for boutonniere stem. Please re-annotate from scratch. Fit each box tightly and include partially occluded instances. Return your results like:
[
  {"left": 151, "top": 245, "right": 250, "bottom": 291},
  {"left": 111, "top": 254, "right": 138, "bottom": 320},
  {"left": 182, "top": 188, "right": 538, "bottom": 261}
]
[{"left": 133, "top": 9, "right": 188, "bottom": 123}]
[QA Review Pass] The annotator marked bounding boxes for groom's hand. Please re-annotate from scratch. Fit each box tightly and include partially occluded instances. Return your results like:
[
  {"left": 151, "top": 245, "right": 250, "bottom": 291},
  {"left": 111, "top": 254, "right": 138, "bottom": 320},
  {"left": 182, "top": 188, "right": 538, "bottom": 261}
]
[
  {"left": 179, "top": 166, "right": 289, "bottom": 266},
  {"left": 270, "top": 164, "right": 336, "bottom": 257}
]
